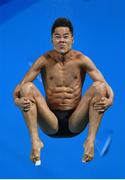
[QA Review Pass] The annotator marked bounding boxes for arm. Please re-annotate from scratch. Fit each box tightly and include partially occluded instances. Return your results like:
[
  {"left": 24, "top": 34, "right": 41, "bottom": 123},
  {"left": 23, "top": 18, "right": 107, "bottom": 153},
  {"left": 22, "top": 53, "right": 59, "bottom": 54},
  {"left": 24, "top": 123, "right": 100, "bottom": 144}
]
[
  {"left": 81, "top": 55, "right": 114, "bottom": 106},
  {"left": 13, "top": 55, "right": 46, "bottom": 106}
]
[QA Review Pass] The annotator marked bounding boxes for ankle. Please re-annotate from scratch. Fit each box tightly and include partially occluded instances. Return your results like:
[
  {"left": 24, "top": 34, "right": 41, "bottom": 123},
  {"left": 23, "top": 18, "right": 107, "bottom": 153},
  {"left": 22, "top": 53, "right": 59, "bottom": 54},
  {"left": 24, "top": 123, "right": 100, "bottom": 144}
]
[
  {"left": 86, "top": 136, "right": 95, "bottom": 143},
  {"left": 31, "top": 137, "right": 41, "bottom": 144}
]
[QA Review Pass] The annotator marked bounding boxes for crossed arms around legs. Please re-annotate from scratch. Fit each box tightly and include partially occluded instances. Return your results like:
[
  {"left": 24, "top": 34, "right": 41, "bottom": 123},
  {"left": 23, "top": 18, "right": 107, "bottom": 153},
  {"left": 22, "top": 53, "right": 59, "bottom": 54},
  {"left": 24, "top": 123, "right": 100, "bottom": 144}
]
[{"left": 13, "top": 50, "right": 114, "bottom": 163}]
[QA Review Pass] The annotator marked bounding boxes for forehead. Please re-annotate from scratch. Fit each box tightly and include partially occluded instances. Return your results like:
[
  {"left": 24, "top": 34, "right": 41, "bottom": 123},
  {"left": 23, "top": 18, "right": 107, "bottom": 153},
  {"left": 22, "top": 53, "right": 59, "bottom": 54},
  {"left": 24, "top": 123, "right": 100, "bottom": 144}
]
[{"left": 53, "top": 27, "right": 71, "bottom": 34}]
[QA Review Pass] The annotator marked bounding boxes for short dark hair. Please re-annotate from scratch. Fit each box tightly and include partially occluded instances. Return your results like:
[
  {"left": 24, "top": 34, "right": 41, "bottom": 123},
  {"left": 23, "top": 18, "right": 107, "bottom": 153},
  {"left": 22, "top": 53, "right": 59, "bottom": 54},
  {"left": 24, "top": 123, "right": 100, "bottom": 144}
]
[{"left": 51, "top": 17, "right": 73, "bottom": 36}]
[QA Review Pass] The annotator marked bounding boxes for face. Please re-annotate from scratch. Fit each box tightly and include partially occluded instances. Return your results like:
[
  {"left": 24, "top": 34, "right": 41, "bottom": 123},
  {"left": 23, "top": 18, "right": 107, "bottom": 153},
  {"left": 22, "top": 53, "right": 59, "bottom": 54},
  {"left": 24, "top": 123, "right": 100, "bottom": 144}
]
[{"left": 52, "top": 27, "right": 74, "bottom": 54}]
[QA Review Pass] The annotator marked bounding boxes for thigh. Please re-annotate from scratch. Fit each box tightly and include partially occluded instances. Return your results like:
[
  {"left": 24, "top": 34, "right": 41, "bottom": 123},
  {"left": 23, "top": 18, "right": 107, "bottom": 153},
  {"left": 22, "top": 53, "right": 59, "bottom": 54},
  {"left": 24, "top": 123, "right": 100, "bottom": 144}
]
[
  {"left": 68, "top": 95, "right": 90, "bottom": 133},
  {"left": 68, "top": 81, "right": 106, "bottom": 133},
  {"left": 24, "top": 83, "right": 59, "bottom": 134},
  {"left": 36, "top": 98, "right": 59, "bottom": 134},
  {"left": 68, "top": 83, "right": 97, "bottom": 133}
]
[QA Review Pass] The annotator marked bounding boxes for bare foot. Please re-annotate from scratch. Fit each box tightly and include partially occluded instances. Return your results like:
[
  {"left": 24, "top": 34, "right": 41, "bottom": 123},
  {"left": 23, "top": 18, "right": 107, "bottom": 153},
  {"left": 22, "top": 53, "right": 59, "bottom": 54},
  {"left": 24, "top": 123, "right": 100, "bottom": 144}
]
[
  {"left": 82, "top": 139, "right": 94, "bottom": 163},
  {"left": 30, "top": 139, "right": 44, "bottom": 163}
]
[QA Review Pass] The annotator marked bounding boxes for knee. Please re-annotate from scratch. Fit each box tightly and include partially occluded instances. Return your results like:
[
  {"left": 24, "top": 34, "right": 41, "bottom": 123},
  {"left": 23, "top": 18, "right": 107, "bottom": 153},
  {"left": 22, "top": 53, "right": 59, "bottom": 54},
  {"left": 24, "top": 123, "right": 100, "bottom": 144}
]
[
  {"left": 92, "top": 81, "right": 106, "bottom": 97},
  {"left": 90, "top": 82, "right": 107, "bottom": 107},
  {"left": 90, "top": 96, "right": 101, "bottom": 107},
  {"left": 20, "top": 82, "right": 35, "bottom": 97}
]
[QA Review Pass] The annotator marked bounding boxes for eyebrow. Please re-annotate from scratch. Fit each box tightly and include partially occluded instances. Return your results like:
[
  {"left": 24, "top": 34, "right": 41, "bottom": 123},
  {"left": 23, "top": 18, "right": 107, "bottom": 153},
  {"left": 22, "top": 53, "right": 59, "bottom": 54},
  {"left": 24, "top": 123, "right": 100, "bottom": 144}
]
[{"left": 54, "top": 33, "right": 70, "bottom": 36}]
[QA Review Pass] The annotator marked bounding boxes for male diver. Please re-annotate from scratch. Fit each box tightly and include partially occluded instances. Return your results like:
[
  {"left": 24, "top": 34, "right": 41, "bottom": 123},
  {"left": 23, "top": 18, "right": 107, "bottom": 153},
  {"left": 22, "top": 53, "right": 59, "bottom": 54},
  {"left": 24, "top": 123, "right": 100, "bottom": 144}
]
[{"left": 13, "top": 18, "right": 114, "bottom": 164}]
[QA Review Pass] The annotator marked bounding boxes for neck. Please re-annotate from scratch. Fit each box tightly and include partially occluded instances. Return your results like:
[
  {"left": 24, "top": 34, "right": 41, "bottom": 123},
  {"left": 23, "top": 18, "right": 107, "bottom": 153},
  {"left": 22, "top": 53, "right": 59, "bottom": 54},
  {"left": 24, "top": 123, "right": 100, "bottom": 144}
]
[
  {"left": 59, "top": 54, "right": 65, "bottom": 62},
  {"left": 55, "top": 49, "right": 71, "bottom": 57},
  {"left": 51, "top": 49, "right": 72, "bottom": 62}
]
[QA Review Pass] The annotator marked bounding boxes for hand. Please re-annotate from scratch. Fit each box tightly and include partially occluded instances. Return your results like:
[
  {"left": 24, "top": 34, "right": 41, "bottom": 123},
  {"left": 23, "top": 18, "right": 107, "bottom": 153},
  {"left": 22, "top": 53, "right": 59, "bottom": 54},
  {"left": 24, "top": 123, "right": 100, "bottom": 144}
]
[
  {"left": 93, "top": 97, "right": 113, "bottom": 113},
  {"left": 17, "top": 97, "right": 35, "bottom": 112}
]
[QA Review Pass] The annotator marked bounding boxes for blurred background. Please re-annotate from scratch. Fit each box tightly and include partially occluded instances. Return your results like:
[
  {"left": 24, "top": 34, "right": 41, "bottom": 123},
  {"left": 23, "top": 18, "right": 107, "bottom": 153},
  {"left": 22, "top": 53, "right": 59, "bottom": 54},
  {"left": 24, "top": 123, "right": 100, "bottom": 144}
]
[{"left": 0, "top": 0, "right": 125, "bottom": 178}]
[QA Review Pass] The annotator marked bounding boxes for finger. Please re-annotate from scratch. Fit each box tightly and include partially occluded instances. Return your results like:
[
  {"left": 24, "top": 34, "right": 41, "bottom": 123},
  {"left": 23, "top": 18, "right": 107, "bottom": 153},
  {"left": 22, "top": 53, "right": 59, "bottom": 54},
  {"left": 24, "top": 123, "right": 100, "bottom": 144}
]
[
  {"left": 97, "top": 109, "right": 105, "bottom": 113},
  {"left": 24, "top": 99, "right": 33, "bottom": 104},
  {"left": 22, "top": 104, "right": 30, "bottom": 108},
  {"left": 94, "top": 104, "right": 105, "bottom": 108},
  {"left": 23, "top": 97, "right": 29, "bottom": 101},
  {"left": 94, "top": 106, "right": 105, "bottom": 110},
  {"left": 23, "top": 106, "right": 31, "bottom": 111},
  {"left": 94, "top": 102, "right": 105, "bottom": 106},
  {"left": 28, "top": 97, "right": 35, "bottom": 103},
  {"left": 23, "top": 108, "right": 30, "bottom": 112},
  {"left": 23, "top": 104, "right": 30, "bottom": 108},
  {"left": 101, "top": 97, "right": 106, "bottom": 101},
  {"left": 23, "top": 102, "right": 30, "bottom": 105},
  {"left": 99, "top": 105, "right": 109, "bottom": 111}
]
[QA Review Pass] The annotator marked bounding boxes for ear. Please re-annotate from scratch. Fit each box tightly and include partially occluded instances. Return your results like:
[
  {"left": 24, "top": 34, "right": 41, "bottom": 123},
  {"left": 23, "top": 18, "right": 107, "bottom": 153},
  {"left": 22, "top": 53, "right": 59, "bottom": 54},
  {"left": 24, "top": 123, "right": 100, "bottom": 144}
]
[{"left": 72, "top": 37, "right": 74, "bottom": 44}]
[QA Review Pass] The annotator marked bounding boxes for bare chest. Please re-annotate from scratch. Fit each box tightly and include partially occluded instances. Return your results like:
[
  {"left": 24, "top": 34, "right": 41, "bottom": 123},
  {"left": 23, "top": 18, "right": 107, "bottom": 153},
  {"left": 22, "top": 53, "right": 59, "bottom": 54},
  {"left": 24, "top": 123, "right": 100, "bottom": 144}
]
[{"left": 44, "top": 60, "right": 82, "bottom": 87}]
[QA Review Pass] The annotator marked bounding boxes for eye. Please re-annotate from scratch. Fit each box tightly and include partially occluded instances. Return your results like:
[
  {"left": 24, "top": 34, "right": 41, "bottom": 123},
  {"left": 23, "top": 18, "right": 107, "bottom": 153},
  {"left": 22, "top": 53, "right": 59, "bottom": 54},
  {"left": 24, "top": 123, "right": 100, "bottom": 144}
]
[
  {"left": 55, "top": 35, "right": 60, "bottom": 39},
  {"left": 64, "top": 36, "right": 69, "bottom": 39}
]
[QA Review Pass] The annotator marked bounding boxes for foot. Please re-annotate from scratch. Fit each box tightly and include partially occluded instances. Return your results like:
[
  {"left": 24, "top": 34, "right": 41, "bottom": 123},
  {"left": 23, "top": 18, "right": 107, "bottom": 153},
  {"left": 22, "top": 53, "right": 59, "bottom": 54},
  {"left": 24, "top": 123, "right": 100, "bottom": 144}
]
[
  {"left": 30, "top": 139, "right": 44, "bottom": 163},
  {"left": 82, "top": 139, "right": 94, "bottom": 163}
]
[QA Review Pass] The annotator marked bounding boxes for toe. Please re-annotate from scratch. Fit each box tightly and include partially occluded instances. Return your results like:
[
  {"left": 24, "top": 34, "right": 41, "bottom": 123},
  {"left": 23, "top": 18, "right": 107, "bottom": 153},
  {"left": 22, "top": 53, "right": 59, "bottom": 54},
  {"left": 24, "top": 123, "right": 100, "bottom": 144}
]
[
  {"left": 82, "top": 154, "right": 93, "bottom": 163},
  {"left": 30, "top": 149, "right": 40, "bottom": 163}
]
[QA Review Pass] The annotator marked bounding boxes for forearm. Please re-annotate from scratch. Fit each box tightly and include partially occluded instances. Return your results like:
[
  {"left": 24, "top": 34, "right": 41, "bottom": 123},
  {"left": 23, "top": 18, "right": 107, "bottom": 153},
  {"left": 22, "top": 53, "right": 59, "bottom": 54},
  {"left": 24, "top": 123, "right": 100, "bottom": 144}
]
[
  {"left": 13, "top": 56, "right": 45, "bottom": 106},
  {"left": 19, "top": 70, "right": 36, "bottom": 86},
  {"left": 83, "top": 55, "right": 114, "bottom": 104},
  {"left": 89, "top": 69, "right": 106, "bottom": 83}
]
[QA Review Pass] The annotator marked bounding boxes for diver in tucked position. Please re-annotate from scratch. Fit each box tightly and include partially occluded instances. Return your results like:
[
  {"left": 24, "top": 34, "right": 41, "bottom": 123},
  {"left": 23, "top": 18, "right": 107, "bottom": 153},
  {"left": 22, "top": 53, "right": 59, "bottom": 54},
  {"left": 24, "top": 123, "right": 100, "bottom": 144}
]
[{"left": 13, "top": 17, "right": 114, "bottom": 164}]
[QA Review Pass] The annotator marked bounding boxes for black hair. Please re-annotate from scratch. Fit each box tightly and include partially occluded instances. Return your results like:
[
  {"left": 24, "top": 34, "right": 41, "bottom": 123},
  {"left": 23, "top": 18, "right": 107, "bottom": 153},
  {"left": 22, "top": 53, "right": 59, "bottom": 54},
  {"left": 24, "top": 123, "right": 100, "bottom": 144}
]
[{"left": 51, "top": 17, "right": 73, "bottom": 36}]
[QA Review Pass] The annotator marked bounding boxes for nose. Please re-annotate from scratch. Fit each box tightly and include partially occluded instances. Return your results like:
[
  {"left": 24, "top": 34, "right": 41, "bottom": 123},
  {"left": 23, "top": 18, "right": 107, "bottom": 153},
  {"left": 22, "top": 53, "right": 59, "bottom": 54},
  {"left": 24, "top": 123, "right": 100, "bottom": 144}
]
[{"left": 59, "top": 37, "right": 65, "bottom": 43}]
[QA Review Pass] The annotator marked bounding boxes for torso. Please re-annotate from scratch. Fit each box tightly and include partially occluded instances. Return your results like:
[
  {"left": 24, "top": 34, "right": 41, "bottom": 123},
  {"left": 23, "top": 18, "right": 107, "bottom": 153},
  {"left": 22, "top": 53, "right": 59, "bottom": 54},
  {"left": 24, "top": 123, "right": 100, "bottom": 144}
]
[{"left": 41, "top": 50, "right": 86, "bottom": 110}]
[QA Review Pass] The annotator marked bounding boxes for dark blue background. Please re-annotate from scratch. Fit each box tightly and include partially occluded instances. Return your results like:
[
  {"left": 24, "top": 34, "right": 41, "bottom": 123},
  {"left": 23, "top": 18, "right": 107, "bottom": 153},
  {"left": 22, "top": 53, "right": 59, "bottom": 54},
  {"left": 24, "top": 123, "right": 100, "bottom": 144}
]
[{"left": 0, "top": 0, "right": 125, "bottom": 178}]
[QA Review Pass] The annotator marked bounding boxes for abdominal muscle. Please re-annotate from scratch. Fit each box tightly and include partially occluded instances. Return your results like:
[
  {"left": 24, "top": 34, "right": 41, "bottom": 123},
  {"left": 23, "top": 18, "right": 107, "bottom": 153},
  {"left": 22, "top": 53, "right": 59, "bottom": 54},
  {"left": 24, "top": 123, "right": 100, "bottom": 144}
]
[{"left": 46, "top": 85, "right": 82, "bottom": 110}]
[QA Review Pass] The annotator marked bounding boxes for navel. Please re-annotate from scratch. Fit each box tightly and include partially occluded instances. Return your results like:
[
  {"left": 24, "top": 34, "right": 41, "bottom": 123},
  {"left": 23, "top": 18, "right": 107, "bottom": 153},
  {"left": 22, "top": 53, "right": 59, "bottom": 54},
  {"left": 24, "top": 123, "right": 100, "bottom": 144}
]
[
  {"left": 74, "top": 76, "right": 78, "bottom": 79},
  {"left": 49, "top": 76, "right": 54, "bottom": 80}
]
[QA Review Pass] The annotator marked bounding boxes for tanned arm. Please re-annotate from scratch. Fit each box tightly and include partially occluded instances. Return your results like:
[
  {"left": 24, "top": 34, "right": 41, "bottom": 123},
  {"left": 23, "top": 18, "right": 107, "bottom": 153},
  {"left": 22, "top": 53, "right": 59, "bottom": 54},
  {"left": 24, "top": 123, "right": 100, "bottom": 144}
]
[
  {"left": 81, "top": 54, "right": 114, "bottom": 109},
  {"left": 13, "top": 55, "right": 46, "bottom": 106}
]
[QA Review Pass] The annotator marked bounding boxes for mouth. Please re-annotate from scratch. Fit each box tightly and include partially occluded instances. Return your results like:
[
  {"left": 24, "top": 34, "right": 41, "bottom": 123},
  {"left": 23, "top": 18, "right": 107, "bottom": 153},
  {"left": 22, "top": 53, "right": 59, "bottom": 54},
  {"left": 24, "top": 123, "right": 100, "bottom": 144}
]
[
  {"left": 58, "top": 44, "right": 65, "bottom": 48},
  {"left": 59, "top": 47, "right": 65, "bottom": 49}
]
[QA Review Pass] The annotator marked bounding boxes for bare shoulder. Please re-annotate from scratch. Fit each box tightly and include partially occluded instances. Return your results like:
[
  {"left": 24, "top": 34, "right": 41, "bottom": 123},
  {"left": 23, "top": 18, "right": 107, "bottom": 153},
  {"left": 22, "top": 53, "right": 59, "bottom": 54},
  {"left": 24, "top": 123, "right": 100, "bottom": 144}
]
[
  {"left": 43, "top": 50, "right": 53, "bottom": 58},
  {"left": 71, "top": 50, "right": 96, "bottom": 71},
  {"left": 71, "top": 50, "right": 89, "bottom": 62},
  {"left": 34, "top": 50, "right": 54, "bottom": 66},
  {"left": 32, "top": 53, "right": 48, "bottom": 70},
  {"left": 43, "top": 50, "right": 58, "bottom": 60}
]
